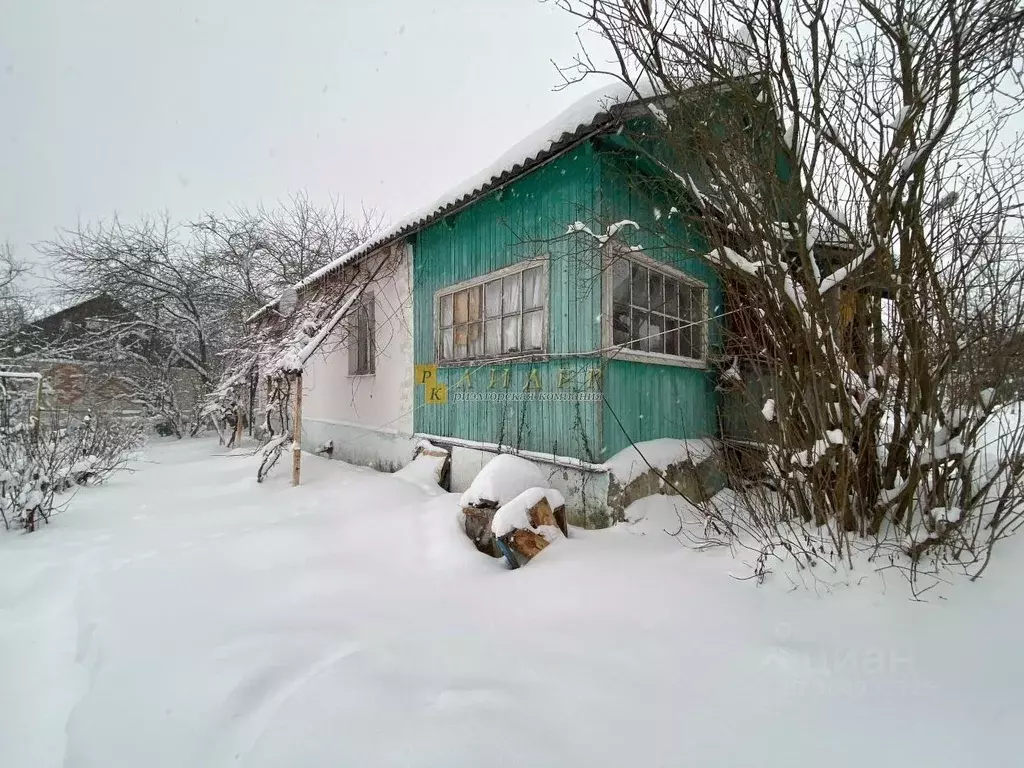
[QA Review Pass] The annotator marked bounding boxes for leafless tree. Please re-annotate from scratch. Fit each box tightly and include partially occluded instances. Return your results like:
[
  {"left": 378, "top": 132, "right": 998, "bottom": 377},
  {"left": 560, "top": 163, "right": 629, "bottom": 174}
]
[
  {"left": 191, "top": 192, "right": 384, "bottom": 316},
  {"left": 0, "top": 243, "right": 32, "bottom": 337},
  {"left": 557, "top": 0, "right": 1024, "bottom": 585},
  {"left": 37, "top": 196, "right": 383, "bottom": 438}
]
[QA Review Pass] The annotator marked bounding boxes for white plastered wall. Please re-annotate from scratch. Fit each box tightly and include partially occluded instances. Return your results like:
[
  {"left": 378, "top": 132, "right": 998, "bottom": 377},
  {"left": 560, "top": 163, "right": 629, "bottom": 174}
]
[{"left": 300, "top": 242, "right": 418, "bottom": 471}]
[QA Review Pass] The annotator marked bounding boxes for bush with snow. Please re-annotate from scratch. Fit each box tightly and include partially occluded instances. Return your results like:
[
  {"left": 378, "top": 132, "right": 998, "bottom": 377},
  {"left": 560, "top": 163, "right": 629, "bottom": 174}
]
[
  {"left": 555, "top": 0, "right": 1024, "bottom": 591},
  {"left": 0, "top": 412, "right": 143, "bottom": 532}
]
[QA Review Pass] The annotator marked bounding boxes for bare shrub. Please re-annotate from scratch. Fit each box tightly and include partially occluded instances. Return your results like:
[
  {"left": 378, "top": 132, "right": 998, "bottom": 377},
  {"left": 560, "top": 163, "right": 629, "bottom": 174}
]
[
  {"left": 557, "top": 0, "right": 1024, "bottom": 587},
  {"left": 0, "top": 409, "right": 143, "bottom": 532}
]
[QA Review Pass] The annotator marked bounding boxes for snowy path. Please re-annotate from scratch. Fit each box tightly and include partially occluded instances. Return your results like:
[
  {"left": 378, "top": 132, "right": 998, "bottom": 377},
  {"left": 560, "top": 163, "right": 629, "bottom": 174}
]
[{"left": 1, "top": 439, "right": 1020, "bottom": 767}]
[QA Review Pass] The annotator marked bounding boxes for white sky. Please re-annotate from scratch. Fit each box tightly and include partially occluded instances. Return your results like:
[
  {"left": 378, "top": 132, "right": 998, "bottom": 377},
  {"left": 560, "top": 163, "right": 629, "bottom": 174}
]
[{"left": 0, "top": 0, "right": 609, "bottom": 288}]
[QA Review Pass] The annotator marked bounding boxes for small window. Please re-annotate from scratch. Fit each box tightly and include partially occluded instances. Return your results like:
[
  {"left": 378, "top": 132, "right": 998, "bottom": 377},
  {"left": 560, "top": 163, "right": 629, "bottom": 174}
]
[
  {"left": 348, "top": 292, "right": 375, "bottom": 375},
  {"left": 611, "top": 257, "right": 706, "bottom": 361},
  {"left": 437, "top": 263, "right": 545, "bottom": 362}
]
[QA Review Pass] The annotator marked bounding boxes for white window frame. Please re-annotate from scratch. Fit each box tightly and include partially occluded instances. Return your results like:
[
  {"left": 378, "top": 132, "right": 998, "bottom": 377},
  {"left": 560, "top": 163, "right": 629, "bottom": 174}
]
[
  {"left": 433, "top": 258, "right": 548, "bottom": 365},
  {"left": 602, "top": 245, "right": 709, "bottom": 369},
  {"left": 347, "top": 290, "right": 375, "bottom": 376}
]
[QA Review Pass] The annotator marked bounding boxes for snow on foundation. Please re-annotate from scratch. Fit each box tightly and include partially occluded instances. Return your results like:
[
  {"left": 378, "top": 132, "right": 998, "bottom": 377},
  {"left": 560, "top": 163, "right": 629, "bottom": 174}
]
[
  {"left": 603, "top": 438, "right": 716, "bottom": 486},
  {"left": 490, "top": 487, "right": 566, "bottom": 538},
  {"left": 458, "top": 453, "right": 547, "bottom": 508},
  {"left": 394, "top": 442, "right": 449, "bottom": 490}
]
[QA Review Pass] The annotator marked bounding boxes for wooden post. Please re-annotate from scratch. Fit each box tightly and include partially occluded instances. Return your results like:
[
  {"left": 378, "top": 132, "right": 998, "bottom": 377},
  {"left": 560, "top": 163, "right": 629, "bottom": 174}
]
[
  {"left": 291, "top": 373, "right": 303, "bottom": 486},
  {"left": 233, "top": 403, "right": 244, "bottom": 447}
]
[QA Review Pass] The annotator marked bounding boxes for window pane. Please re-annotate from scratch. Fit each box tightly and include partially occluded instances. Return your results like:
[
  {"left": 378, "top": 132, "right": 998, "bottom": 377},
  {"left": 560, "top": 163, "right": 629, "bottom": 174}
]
[
  {"left": 441, "top": 328, "right": 453, "bottom": 360},
  {"left": 502, "top": 316, "right": 520, "bottom": 353},
  {"left": 664, "top": 318, "right": 679, "bottom": 356},
  {"left": 630, "top": 309, "right": 649, "bottom": 351},
  {"left": 454, "top": 290, "right": 469, "bottom": 325},
  {"left": 612, "top": 259, "right": 630, "bottom": 305},
  {"left": 441, "top": 294, "right": 453, "bottom": 327},
  {"left": 664, "top": 278, "right": 679, "bottom": 316},
  {"left": 485, "top": 280, "right": 502, "bottom": 318},
  {"left": 356, "top": 307, "right": 369, "bottom": 372},
  {"left": 613, "top": 306, "right": 630, "bottom": 345},
  {"left": 647, "top": 313, "right": 664, "bottom": 354},
  {"left": 455, "top": 324, "right": 468, "bottom": 359},
  {"left": 679, "top": 321, "right": 695, "bottom": 359},
  {"left": 502, "top": 274, "right": 522, "bottom": 314},
  {"left": 485, "top": 319, "right": 501, "bottom": 356},
  {"left": 650, "top": 272, "right": 665, "bottom": 314},
  {"left": 690, "top": 315, "right": 704, "bottom": 358},
  {"left": 523, "top": 267, "right": 543, "bottom": 309},
  {"left": 468, "top": 285, "right": 482, "bottom": 321},
  {"left": 679, "top": 283, "right": 692, "bottom": 321},
  {"left": 523, "top": 309, "right": 543, "bottom": 351},
  {"left": 468, "top": 321, "right": 483, "bottom": 357},
  {"left": 690, "top": 287, "right": 703, "bottom": 321},
  {"left": 631, "top": 263, "right": 649, "bottom": 309}
]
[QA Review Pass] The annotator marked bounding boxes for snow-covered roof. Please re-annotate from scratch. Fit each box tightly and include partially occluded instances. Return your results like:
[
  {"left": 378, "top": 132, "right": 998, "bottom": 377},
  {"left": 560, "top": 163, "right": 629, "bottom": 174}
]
[{"left": 248, "top": 80, "right": 650, "bottom": 323}]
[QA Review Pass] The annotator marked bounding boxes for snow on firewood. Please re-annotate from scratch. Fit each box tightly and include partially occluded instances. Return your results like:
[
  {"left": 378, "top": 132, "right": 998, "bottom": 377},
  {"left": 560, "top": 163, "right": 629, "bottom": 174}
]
[
  {"left": 490, "top": 487, "right": 566, "bottom": 538},
  {"left": 458, "top": 453, "right": 547, "bottom": 508}
]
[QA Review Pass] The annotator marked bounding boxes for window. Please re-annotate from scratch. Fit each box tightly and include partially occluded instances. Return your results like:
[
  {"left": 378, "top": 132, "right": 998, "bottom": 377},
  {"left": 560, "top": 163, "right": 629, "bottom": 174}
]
[
  {"left": 348, "top": 292, "right": 375, "bottom": 375},
  {"left": 437, "top": 264, "right": 545, "bottom": 362},
  {"left": 611, "top": 258, "right": 706, "bottom": 361}
]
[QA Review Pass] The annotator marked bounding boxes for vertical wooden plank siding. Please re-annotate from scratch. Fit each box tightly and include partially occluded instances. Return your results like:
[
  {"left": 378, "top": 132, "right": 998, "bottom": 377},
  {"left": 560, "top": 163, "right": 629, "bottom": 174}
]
[
  {"left": 412, "top": 143, "right": 605, "bottom": 460},
  {"left": 597, "top": 150, "right": 723, "bottom": 457}
]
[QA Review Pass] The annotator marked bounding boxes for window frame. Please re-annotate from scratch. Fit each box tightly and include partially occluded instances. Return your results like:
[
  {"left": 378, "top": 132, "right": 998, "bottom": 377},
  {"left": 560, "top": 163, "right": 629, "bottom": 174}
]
[
  {"left": 347, "top": 290, "right": 376, "bottom": 377},
  {"left": 602, "top": 245, "right": 709, "bottom": 369},
  {"left": 433, "top": 258, "right": 549, "bottom": 366}
]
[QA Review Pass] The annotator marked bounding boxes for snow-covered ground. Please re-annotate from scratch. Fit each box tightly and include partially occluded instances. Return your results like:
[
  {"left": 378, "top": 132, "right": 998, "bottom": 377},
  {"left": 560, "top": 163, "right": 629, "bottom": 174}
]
[{"left": 1, "top": 438, "right": 1020, "bottom": 767}]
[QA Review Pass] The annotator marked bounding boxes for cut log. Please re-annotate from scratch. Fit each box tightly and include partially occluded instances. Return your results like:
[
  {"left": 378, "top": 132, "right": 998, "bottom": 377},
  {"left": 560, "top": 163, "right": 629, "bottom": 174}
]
[
  {"left": 494, "top": 492, "right": 567, "bottom": 568},
  {"left": 463, "top": 506, "right": 501, "bottom": 558}
]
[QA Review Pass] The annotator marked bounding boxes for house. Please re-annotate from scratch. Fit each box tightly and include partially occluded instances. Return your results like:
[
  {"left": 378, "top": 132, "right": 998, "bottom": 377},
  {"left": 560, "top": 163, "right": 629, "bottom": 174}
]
[
  {"left": 1, "top": 293, "right": 205, "bottom": 427},
  {"left": 0, "top": 294, "right": 140, "bottom": 418},
  {"left": 250, "top": 83, "right": 777, "bottom": 527}
]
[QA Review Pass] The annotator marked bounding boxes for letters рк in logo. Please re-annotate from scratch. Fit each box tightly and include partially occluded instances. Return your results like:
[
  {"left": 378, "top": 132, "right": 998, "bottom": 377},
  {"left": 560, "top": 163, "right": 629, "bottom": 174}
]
[
  {"left": 425, "top": 383, "right": 448, "bottom": 404},
  {"left": 414, "top": 364, "right": 602, "bottom": 405}
]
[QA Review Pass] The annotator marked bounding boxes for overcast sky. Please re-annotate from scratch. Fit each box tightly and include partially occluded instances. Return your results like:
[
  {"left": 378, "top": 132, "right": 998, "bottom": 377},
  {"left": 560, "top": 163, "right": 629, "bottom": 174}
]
[{"left": 0, "top": 0, "right": 609, "bottom": 288}]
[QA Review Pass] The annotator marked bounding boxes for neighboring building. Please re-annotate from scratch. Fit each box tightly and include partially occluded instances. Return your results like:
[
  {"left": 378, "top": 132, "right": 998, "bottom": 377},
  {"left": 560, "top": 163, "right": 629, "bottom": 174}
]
[
  {"left": 252, "top": 83, "right": 747, "bottom": 526},
  {"left": 0, "top": 294, "right": 139, "bottom": 418}
]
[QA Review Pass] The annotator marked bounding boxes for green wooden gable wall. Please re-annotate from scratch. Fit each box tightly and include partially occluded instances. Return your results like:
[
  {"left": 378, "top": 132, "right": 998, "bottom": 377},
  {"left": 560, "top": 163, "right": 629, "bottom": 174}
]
[{"left": 411, "top": 136, "right": 724, "bottom": 461}]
